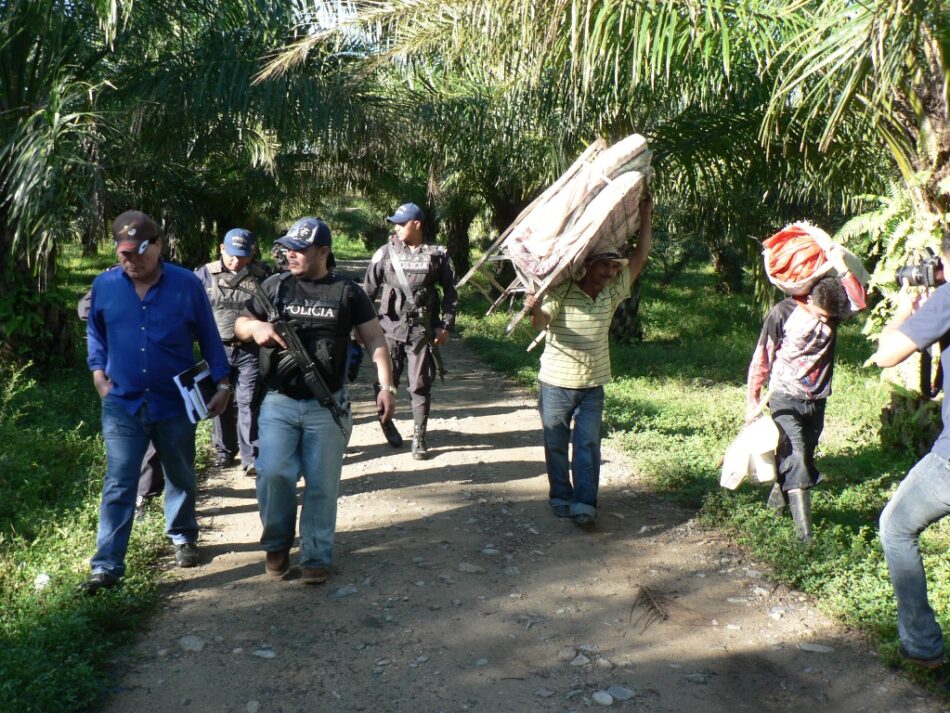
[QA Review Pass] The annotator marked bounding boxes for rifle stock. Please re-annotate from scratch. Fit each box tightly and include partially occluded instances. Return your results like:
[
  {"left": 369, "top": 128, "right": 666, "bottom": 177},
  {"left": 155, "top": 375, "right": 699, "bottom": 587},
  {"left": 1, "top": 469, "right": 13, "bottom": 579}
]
[{"left": 409, "top": 308, "right": 446, "bottom": 383}]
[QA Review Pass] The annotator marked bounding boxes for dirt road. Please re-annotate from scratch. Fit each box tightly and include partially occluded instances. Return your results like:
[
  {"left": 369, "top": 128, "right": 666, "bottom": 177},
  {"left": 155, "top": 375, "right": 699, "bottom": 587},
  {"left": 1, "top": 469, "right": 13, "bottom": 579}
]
[{"left": 100, "top": 337, "right": 942, "bottom": 713}]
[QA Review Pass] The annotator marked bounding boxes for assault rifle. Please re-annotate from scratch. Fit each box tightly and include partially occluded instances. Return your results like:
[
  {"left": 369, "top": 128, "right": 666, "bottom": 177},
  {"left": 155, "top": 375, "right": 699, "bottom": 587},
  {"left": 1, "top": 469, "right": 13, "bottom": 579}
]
[
  {"left": 228, "top": 266, "right": 347, "bottom": 435},
  {"left": 408, "top": 307, "right": 446, "bottom": 383}
]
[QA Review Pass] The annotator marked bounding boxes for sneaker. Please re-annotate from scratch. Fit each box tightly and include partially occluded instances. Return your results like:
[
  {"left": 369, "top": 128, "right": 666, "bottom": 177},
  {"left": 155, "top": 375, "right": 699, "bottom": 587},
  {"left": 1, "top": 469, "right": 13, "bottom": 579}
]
[
  {"left": 264, "top": 548, "right": 290, "bottom": 578},
  {"left": 244, "top": 464, "right": 257, "bottom": 478},
  {"left": 134, "top": 496, "right": 146, "bottom": 521},
  {"left": 175, "top": 542, "right": 200, "bottom": 568},
  {"left": 899, "top": 645, "right": 945, "bottom": 670},
  {"left": 214, "top": 454, "right": 235, "bottom": 468},
  {"left": 572, "top": 513, "right": 595, "bottom": 528},
  {"left": 78, "top": 571, "right": 119, "bottom": 596},
  {"left": 301, "top": 567, "right": 330, "bottom": 585},
  {"left": 551, "top": 504, "right": 570, "bottom": 518},
  {"left": 380, "top": 419, "right": 403, "bottom": 448}
]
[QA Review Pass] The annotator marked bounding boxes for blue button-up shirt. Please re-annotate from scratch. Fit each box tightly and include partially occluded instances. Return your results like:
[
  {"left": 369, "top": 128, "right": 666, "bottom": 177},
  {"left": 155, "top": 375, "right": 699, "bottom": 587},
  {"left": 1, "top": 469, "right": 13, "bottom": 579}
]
[{"left": 86, "top": 261, "right": 229, "bottom": 421}]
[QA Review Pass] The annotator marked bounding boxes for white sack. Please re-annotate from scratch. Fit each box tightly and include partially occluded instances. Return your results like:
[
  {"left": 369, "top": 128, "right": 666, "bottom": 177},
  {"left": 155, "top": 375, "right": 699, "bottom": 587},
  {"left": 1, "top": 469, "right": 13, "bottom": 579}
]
[{"left": 719, "top": 415, "right": 781, "bottom": 490}]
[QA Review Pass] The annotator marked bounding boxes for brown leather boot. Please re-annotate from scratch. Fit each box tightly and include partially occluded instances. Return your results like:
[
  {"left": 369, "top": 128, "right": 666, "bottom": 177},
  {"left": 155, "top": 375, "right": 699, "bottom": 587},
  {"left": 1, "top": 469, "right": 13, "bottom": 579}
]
[
  {"left": 264, "top": 548, "right": 290, "bottom": 578},
  {"left": 301, "top": 567, "right": 330, "bottom": 585}
]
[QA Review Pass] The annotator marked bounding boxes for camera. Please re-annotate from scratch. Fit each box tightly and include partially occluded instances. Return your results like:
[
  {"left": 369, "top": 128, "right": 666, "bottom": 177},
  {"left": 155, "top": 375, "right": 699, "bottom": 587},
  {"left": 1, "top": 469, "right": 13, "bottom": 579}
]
[
  {"left": 896, "top": 248, "right": 944, "bottom": 288},
  {"left": 271, "top": 243, "right": 289, "bottom": 272}
]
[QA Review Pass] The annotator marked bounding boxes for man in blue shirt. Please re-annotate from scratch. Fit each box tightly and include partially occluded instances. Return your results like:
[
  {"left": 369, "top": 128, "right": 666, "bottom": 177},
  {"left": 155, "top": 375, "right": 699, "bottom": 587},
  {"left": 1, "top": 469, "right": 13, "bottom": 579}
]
[
  {"left": 869, "top": 231, "right": 950, "bottom": 670},
  {"left": 82, "top": 210, "right": 231, "bottom": 595}
]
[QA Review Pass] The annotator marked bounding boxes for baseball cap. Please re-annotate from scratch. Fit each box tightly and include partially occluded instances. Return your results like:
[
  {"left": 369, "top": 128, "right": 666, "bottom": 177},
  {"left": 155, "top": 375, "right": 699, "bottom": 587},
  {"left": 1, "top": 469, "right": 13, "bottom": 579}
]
[
  {"left": 113, "top": 210, "right": 160, "bottom": 253},
  {"left": 222, "top": 228, "right": 255, "bottom": 257},
  {"left": 275, "top": 217, "right": 332, "bottom": 252},
  {"left": 586, "top": 250, "right": 629, "bottom": 266},
  {"left": 386, "top": 202, "right": 425, "bottom": 224}
]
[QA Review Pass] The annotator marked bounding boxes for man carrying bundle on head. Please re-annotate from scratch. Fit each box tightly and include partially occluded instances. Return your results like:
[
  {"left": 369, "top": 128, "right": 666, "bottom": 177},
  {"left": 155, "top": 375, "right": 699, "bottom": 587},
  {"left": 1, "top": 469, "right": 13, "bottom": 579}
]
[
  {"left": 525, "top": 193, "right": 653, "bottom": 529},
  {"left": 746, "top": 238, "right": 866, "bottom": 543}
]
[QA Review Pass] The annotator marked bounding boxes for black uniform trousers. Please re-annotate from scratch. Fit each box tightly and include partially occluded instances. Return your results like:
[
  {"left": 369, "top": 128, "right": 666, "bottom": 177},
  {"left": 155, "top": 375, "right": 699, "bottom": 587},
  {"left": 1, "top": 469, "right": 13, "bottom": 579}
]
[
  {"left": 212, "top": 343, "right": 261, "bottom": 468},
  {"left": 137, "top": 440, "right": 163, "bottom": 499},
  {"left": 386, "top": 335, "right": 437, "bottom": 417}
]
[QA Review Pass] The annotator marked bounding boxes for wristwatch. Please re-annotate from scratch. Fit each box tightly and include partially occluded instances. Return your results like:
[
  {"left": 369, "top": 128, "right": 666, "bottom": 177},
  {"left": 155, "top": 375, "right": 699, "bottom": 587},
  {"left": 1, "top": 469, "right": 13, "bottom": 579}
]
[
  {"left": 216, "top": 382, "right": 234, "bottom": 394},
  {"left": 379, "top": 384, "right": 397, "bottom": 394}
]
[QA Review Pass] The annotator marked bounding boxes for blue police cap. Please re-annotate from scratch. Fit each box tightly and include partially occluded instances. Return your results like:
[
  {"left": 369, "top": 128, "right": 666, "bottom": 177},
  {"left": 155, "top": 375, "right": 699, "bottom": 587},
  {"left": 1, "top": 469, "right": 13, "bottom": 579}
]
[
  {"left": 222, "top": 228, "right": 255, "bottom": 257},
  {"left": 386, "top": 202, "right": 426, "bottom": 224},
  {"left": 276, "top": 217, "right": 332, "bottom": 252}
]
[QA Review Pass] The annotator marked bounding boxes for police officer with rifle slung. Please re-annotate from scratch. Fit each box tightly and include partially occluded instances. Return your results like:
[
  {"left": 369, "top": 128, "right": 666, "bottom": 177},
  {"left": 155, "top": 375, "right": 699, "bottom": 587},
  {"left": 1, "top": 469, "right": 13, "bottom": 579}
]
[
  {"left": 194, "top": 228, "right": 273, "bottom": 475},
  {"left": 363, "top": 202, "right": 457, "bottom": 460},
  {"left": 234, "top": 217, "right": 395, "bottom": 585}
]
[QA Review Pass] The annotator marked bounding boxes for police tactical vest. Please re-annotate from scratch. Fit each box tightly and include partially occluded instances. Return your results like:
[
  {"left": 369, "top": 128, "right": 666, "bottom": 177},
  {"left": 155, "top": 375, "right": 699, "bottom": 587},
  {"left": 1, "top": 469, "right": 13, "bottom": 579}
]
[
  {"left": 206, "top": 260, "right": 267, "bottom": 341},
  {"left": 380, "top": 241, "right": 447, "bottom": 318},
  {"left": 261, "top": 272, "right": 355, "bottom": 397}
]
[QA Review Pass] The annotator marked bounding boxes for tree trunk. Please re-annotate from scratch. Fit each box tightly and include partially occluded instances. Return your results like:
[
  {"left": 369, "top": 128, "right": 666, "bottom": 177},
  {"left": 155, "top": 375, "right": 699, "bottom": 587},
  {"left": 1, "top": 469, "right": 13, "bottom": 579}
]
[
  {"left": 609, "top": 281, "right": 643, "bottom": 344},
  {"left": 442, "top": 211, "right": 474, "bottom": 277},
  {"left": 0, "top": 246, "right": 73, "bottom": 366},
  {"left": 711, "top": 245, "right": 744, "bottom": 293},
  {"left": 80, "top": 132, "right": 109, "bottom": 257}
]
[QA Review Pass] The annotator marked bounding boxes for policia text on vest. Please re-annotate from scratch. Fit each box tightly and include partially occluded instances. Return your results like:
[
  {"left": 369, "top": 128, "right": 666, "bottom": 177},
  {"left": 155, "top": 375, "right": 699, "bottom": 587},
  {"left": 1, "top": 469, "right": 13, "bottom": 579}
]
[{"left": 228, "top": 267, "right": 347, "bottom": 435}]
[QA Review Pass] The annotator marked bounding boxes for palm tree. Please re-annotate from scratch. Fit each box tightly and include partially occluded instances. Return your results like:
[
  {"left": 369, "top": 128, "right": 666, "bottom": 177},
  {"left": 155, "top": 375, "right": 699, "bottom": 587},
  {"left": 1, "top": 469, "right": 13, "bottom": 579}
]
[
  {"left": 763, "top": 0, "right": 948, "bottom": 216},
  {"left": 0, "top": 0, "right": 385, "bottom": 361},
  {"left": 264, "top": 1, "right": 889, "bottom": 293}
]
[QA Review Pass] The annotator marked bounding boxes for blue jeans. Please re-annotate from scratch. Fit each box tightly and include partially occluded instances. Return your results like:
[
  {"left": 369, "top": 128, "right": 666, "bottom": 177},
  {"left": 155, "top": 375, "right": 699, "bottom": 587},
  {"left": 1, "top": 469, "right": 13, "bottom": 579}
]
[
  {"left": 539, "top": 382, "right": 604, "bottom": 518},
  {"left": 880, "top": 451, "right": 950, "bottom": 661},
  {"left": 256, "top": 391, "right": 352, "bottom": 568},
  {"left": 93, "top": 398, "right": 198, "bottom": 577}
]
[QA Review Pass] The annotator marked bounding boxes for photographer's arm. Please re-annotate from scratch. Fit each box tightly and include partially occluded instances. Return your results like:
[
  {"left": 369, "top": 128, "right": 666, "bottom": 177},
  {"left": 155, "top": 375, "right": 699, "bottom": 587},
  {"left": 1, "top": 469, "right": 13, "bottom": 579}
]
[
  {"left": 868, "top": 332, "right": 919, "bottom": 368},
  {"left": 866, "top": 289, "right": 929, "bottom": 368}
]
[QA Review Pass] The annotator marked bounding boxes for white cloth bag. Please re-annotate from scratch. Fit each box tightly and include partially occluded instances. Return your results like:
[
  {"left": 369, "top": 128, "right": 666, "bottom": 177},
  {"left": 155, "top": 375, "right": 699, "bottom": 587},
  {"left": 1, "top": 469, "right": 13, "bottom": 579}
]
[{"left": 720, "top": 415, "right": 781, "bottom": 490}]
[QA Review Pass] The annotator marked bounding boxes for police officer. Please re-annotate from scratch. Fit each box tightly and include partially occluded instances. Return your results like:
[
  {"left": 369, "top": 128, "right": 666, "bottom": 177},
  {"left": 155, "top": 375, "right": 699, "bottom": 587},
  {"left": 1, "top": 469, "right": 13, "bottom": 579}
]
[
  {"left": 234, "top": 217, "right": 395, "bottom": 584},
  {"left": 363, "top": 202, "right": 458, "bottom": 460},
  {"left": 195, "top": 229, "right": 272, "bottom": 475}
]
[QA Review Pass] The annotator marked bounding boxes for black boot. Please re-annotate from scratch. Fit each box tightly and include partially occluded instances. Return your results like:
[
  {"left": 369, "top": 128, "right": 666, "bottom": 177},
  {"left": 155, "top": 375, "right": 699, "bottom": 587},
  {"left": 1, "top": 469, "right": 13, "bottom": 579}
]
[
  {"left": 412, "top": 414, "right": 428, "bottom": 461},
  {"left": 788, "top": 488, "right": 813, "bottom": 543},
  {"left": 766, "top": 482, "right": 787, "bottom": 511}
]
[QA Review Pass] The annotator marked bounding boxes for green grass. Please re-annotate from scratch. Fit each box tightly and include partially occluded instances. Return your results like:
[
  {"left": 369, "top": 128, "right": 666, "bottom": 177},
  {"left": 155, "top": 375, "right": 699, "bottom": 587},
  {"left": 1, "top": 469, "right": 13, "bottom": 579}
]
[
  {"left": 458, "top": 264, "right": 950, "bottom": 684},
  {"left": 0, "top": 247, "right": 214, "bottom": 713}
]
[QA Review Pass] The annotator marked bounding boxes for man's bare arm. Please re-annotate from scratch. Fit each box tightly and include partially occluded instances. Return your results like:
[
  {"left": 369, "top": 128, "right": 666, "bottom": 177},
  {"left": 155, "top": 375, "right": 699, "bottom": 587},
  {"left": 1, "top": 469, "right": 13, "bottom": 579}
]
[
  {"left": 355, "top": 318, "right": 396, "bottom": 422},
  {"left": 628, "top": 191, "right": 654, "bottom": 282}
]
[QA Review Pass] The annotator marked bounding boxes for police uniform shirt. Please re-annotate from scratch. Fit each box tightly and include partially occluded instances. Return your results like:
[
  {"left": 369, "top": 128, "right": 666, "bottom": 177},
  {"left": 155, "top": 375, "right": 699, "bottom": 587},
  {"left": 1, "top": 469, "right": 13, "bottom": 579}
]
[
  {"left": 363, "top": 237, "right": 458, "bottom": 343},
  {"left": 240, "top": 272, "right": 377, "bottom": 396},
  {"left": 195, "top": 259, "right": 272, "bottom": 342}
]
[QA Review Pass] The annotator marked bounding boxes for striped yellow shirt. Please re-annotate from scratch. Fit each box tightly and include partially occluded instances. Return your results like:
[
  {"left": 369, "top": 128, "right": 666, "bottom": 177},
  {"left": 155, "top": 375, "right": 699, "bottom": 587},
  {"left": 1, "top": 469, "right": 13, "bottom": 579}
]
[{"left": 538, "top": 270, "right": 631, "bottom": 388}]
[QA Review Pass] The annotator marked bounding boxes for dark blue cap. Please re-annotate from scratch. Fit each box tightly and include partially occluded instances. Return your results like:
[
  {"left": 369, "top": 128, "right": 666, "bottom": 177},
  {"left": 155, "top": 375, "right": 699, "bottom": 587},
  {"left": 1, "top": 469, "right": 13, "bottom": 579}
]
[
  {"left": 386, "top": 202, "right": 425, "bottom": 224},
  {"left": 276, "top": 217, "right": 332, "bottom": 252},
  {"left": 222, "top": 228, "right": 255, "bottom": 257}
]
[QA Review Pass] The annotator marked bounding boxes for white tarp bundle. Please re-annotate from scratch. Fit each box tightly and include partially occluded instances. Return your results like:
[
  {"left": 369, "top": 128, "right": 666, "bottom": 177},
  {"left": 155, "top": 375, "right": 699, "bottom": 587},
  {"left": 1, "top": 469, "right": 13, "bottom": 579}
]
[{"left": 504, "top": 134, "right": 653, "bottom": 289}]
